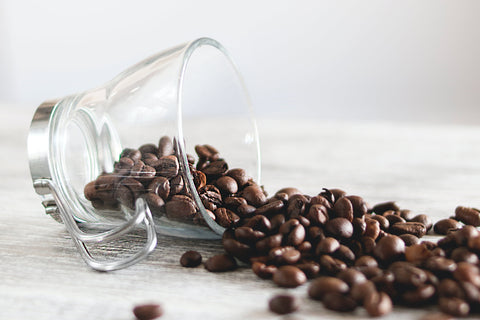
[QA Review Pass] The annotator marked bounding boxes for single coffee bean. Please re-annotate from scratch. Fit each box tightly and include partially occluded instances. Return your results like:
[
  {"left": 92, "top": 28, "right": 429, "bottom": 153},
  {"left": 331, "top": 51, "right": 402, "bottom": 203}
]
[
  {"left": 215, "top": 176, "right": 238, "bottom": 195},
  {"left": 296, "top": 262, "right": 320, "bottom": 278},
  {"left": 234, "top": 226, "right": 265, "bottom": 245},
  {"left": 361, "top": 236, "right": 377, "bottom": 255},
  {"left": 346, "top": 195, "right": 368, "bottom": 217},
  {"left": 236, "top": 203, "right": 256, "bottom": 218},
  {"left": 400, "top": 234, "right": 420, "bottom": 246},
  {"left": 453, "top": 225, "right": 479, "bottom": 245},
  {"left": 422, "top": 256, "right": 457, "bottom": 277},
  {"left": 328, "top": 188, "right": 347, "bottom": 203},
  {"left": 204, "top": 254, "right": 237, "bottom": 272},
  {"left": 370, "top": 215, "right": 390, "bottom": 231},
  {"left": 373, "top": 235, "right": 405, "bottom": 264},
  {"left": 254, "top": 200, "right": 284, "bottom": 217},
  {"left": 153, "top": 155, "right": 179, "bottom": 179},
  {"left": 96, "top": 173, "right": 120, "bottom": 202},
  {"left": 180, "top": 250, "right": 202, "bottom": 267},
  {"left": 115, "top": 157, "right": 135, "bottom": 176},
  {"left": 352, "top": 217, "right": 367, "bottom": 238},
  {"left": 226, "top": 168, "right": 249, "bottom": 187},
  {"left": 315, "top": 237, "right": 340, "bottom": 255},
  {"left": 371, "top": 201, "right": 400, "bottom": 215},
  {"left": 214, "top": 207, "right": 240, "bottom": 228},
  {"left": 334, "top": 245, "right": 356, "bottom": 263},
  {"left": 438, "top": 279, "right": 466, "bottom": 299},
  {"left": 450, "top": 247, "right": 479, "bottom": 264},
  {"left": 148, "top": 177, "right": 170, "bottom": 200},
  {"left": 165, "top": 195, "right": 197, "bottom": 220},
  {"left": 405, "top": 243, "right": 432, "bottom": 263},
  {"left": 223, "top": 196, "right": 247, "bottom": 209},
  {"left": 223, "top": 238, "right": 253, "bottom": 262},
  {"left": 383, "top": 212, "right": 406, "bottom": 225},
  {"left": 307, "top": 204, "right": 329, "bottom": 226},
  {"left": 458, "top": 281, "right": 480, "bottom": 304},
  {"left": 256, "top": 234, "right": 283, "bottom": 254},
  {"left": 120, "top": 148, "right": 142, "bottom": 162},
  {"left": 269, "top": 246, "right": 301, "bottom": 265},
  {"left": 279, "top": 219, "right": 305, "bottom": 245},
  {"left": 439, "top": 297, "right": 470, "bottom": 317},
  {"left": 455, "top": 206, "right": 480, "bottom": 226},
  {"left": 325, "top": 218, "right": 353, "bottom": 239},
  {"left": 309, "top": 195, "right": 332, "bottom": 209},
  {"left": 286, "top": 194, "right": 308, "bottom": 218},
  {"left": 364, "top": 219, "right": 381, "bottom": 240},
  {"left": 453, "top": 262, "right": 480, "bottom": 287},
  {"left": 268, "top": 294, "right": 300, "bottom": 315},
  {"left": 84, "top": 181, "right": 97, "bottom": 201},
  {"left": 242, "top": 185, "right": 267, "bottom": 207},
  {"left": 144, "top": 193, "right": 165, "bottom": 214},
  {"left": 169, "top": 174, "right": 184, "bottom": 195},
  {"left": 273, "top": 266, "right": 307, "bottom": 288},
  {"left": 308, "top": 276, "right": 349, "bottom": 300},
  {"left": 356, "top": 266, "right": 383, "bottom": 279},
  {"left": 275, "top": 187, "right": 302, "bottom": 200},
  {"left": 391, "top": 264, "right": 428, "bottom": 288},
  {"left": 467, "top": 235, "right": 480, "bottom": 252},
  {"left": 194, "top": 144, "right": 219, "bottom": 161},
  {"left": 139, "top": 143, "right": 158, "bottom": 156},
  {"left": 192, "top": 170, "right": 207, "bottom": 189},
  {"left": 337, "top": 268, "right": 367, "bottom": 287},
  {"left": 350, "top": 280, "right": 377, "bottom": 304},
  {"left": 116, "top": 177, "right": 145, "bottom": 209},
  {"left": 399, "top": 209, "right": 415, "bottom": 221},
  {"left": 434, "top": 219, "right": 463, "bottom": 235},
  {"left": 410, "top": 214, "right": 433, "bottom": 231},
  {"left": 158, "top": 136, "right": 173, "bottom": 157},
  {"left": 364, "top": 291, "right": 392, "bottom": 317},
  {"left": 333, "top": 197, "right": 354, "bottom": 221},
  {"left": 202, "top": 159, "right": 228, "bottom": 177},
  {"left": 252, "top": 262, "right": 277, "bottom": 279},
  {"left": 133, "top": 304, "right": 163, "bottom": 320},
  {"left": 319, "top": 255, "right": 347, "bottom": 275},
  {"left": 322, "top": 292, "right": 357, "bottom": 312},
  {"left": 244, "top": 215, "right": 271, "bottom": 233},
  {"left": 354, "top": 255, "right": 378, "bottom": 268}
]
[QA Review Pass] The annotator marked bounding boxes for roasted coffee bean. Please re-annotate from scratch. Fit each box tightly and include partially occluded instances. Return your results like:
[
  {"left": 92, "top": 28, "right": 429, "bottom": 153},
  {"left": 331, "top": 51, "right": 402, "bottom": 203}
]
[
  {"left": 273, "top": 265, "right": 307, "bottom": 288},
  {"left": 450, "top": 247, "right": 479, "bottom": 264},
  {"left": 115, "top": 157, "right": 135, "bottom": 176},
  {"left": 84, "top": 181, "right": 97, "bottom": 201},
  {"left": 371, "top": 201, "right": 400, "bottom": 215},
  {"left": 268, "top": 294, "right": 300, "bottom": 315},
  {"left": 405, "top": 243, "right": 432, "bottom": 263},
  {"left": 355, "top": 255, "right": 378, "bottom": 268},
  {"left": 333, "top": 197, "right": 354, "bottom": 221},
  {"left": 252, "top": 262, "right": 277, "bottom": 279},
  {"left": 143, "top": 153, "right": 159, "bottom": 166},
  {"left": 337, "top": 268, "right": 366, "bottom": 287},
  {"left": 269, "top": 246, "right": 301, "bottom": 265},
  {"left": 439, "top": 297, "right": 470, "bottom": 317},
  {"left": 422, "top": 256, "right": 457, "bottom": 277},
  {"left": 256, "top": 234, "right": 282, "bottom": 254},
  {"left": 269, "top": 213, "right": 286, "bottom": 232},
  {"left": 400, "top": 234, "right": 419, "bottom": 246},
  {"left": 254, "top": 200, "right": 284, "bottom": 217},
  {"left": 373, "top": 235, "right": 405, "bottom": 264},
  {"left": 194, "top": 144, "right": 219, "bottom": 161},
  {"left": 334, "top": 245, "right": 356, "bottom": 263},
  {"left": 364, "top": 219, "right": 381, "bottom": 240},
  {"left": 169, "top": 174, "right": 184, "bottom": 195},
  {"left": 120, "top": 148, "right": 142, "bottom": 162},
  {"left": 214, "top": 208, "right": 240, "bottom": 228},
  {"left": 350, "top": 280, "right": 377, "bottom": 304},
  {"left": 306, "top": 204, "right": 329, "bottom": 226},
  {"left": 458, "top": 281, "right": 480, "bottom": 304},
  {"left": 158, "top": 136, "right": 173, "bottom": 157},
  {"left": 455, "top": 206, "right": 480, "bottom": 226},
  {"left": 352, "top": 217, "right": 367, "bottom": 238},
  {"left": 204, "top": 254, "right": 237, "bottom": 272},
  {"left": 328, "top": 188, "right": 347, "bottom": 203},
  {"left": 402, "top": 284, "right": 436, "bottom": 306},
  {"left": 223, "top": 196, "right": 247, "bottom": 209},
  {"left": 391, "top": 264, "right": 427, "bottom": 288},
  {"left": 96, "top": 173, "right": 120, "bottom": 202},
  {"left": 399, "top": 209, "right": 415, "bottom": 221},
  {"left": 236, "top": 203, "right": 256, "bottom": 218},
  {"left": 410, "top": 214, "right": 433, "bottom": 231},
  {"left": 319, "top": 255, "right": 347, "bottom": 275},
  {"left": 180, "top": 250, "right": 202, "bottom": 267},
  {"left": 215, "top": 176, "right": 238, "bottom": 195},
  {"left": 453, "top": 225, "right": 479, "bottom": 245},
  {"left": 325, "top": 218, "right": 353, "bottom": 239},
  {"left": 226, "top": 168, "right": 249, "bottom": 187},
  {"left": 309, "top": 195, "right": 332, "bottom": 209},
  {"left": 364, "top": 291, "right": 392, "bottom": 317},
  {"left": 468, "top": 235, "right": 480, "bottom": 252},
  {"left": 322, "top": 292, "right": 357, "bottom": 312},
  {"left": 244, "top": 215, "right": 271, "bottom": 233},
  {"left": 275, "top": 187, "right": 302, "bottom": 200},
  {"left": 453, "top": 262, "right": 480, "bottom": 287},
  {"left": 152, "top": 155, "right": 179, "bottom": 179},
  {"left": 307, "top": 226, "right": 326, "bottom": 244},
  {"left": 296, "top": 262, "right": 320, "bottom": 278},
  {"left": 144, "top": 193, "right": 165, "bottom": 214},
  {"left": 361, "top": 236, "right": 377, "bottom": 255},
  {"left": 242, "top": 185, "right": 267, "bottom": 207},
  {"left": 148, "top": 177, "right": 170, "bottom": 200},
  {"left": 274, "top": 192, "right": 288, "bottom": 202},
  {"left": 139, "top": 143, "right": 158, "bottom": 156},
  {"left": 438, "top": 279, "right": 466, "bottom": 299},
  {"left": 308, "top": 276, "right": 349, "bottom": 300},
  {"left": 202, "top": 159, "right": 228, "bottom": 177},
  {"left": 346, "top": 195, "right": 368, "bottom": 217},
  {"left": 434, "top": 218, "right": 463, "bottom": 235},
  {"left": 370, "top": 215, "right": 390, "bottom": 231},
  {"left": 384, "top": 212, "right": 406, "bottom": 225},
  {"left": 234, "top": 226, "right": 265, "bottom": 244},
  {"left": 356, "top": 266, "right": 383, "bottom": 279},
  {"left": 130, "top": 161, "right": 156, "bottom": 184},
  {"left": 390, "top": 222, "right": 427, "bottom": 238},
  {"left": 165, "top": 195, "right": 196, "bottom": 220},
  {"left": 116, "top": 178, "right": 145, "bottom": 209},
  {"left": 223, "top": 238, "right": 253, "bottom": 262},
  {"left": 192, "top": 170, "right": 207, "bottom": 189},
  {"left": 315, "top": 237, "right": 340, "bottom": 255},
  {"left": 133, "top": 304, "right": 164, "bottom": 320},
  {"left": 318, "top": 188, "right": 335, "bottom": 204},
  {"left": 279, "top": 219, "right": 305, "bottom": 246},
  {"left": 286, "top": 194, "right": 308, "bottom": 218}
]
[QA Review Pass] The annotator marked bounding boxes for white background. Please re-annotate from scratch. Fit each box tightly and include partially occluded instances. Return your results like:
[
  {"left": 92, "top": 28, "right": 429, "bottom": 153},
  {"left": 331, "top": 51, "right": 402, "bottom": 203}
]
[{"left": 0, "top": 0, "right": 479, "bottom": 123}]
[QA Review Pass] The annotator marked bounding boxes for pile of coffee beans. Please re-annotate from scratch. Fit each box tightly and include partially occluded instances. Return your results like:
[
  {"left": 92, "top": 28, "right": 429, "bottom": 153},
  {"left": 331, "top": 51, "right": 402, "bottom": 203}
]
[{"left": 85, "top": 137, "right": 480, "bottom": 317}]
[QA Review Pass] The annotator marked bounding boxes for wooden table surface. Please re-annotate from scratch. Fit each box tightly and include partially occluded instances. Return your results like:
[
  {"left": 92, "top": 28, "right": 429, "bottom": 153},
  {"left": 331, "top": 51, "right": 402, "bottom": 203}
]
[{"left": 2, "top": 105, "right": 480, "bottom": 319}]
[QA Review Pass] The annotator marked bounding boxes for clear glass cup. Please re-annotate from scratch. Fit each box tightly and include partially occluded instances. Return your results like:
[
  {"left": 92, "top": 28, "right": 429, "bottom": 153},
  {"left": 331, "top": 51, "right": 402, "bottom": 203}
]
[{"left": 28, "top": 37, "right": 261, "bottom": 271}]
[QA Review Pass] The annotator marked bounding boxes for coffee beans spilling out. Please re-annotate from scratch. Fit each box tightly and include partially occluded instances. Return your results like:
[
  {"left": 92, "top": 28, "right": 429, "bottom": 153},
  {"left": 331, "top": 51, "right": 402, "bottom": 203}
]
[{"left": 86, "top": 138, "right": 480, "bottom": 317}]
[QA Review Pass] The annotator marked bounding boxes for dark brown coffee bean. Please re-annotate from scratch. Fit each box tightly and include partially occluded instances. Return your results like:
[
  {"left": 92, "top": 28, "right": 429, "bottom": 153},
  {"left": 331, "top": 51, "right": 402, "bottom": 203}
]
[
  {"left": 244, "top": 215, "right": 271, "bottom": 233},
  {"left": 120, "top": 148, "right": 141, "bottom": 162},
  {"left": 180, "top": 250, "right": 202, "bottom": 267},
  {"left": 115, "top": 177, "right": 145, "bottom": 209},
  {"left": 364, "top": 291, "right": 392, "bottom": 317},
  {"left": 148, "top": 177, "right": 170, "bottom": 200},
  {"left": 306, "top": 204, "right": 329, "bottom": 226},
  {"left": 279, "top": 219, "right": 305, "bottom": 246},
  {"left": 307, "top": 226, "right": 326, "bottom": 244},
  {"left": 152, "top": 155, "right": 179, "bottom": 179},
  {"left": 458, "top": 281, "right": 480, "bottom": 304},
  {"left": 255, "top": 234, "right": 282, "bottom": 254},
  {"left": 268, "top": 294, "right": 300, "bottom": 315},
  {"left": 355, "top": 255, "right": 378, "bottom": 268},
  {"left": 192, "top": 170, "right": 206, "bottom": 189},
  {"left": 96, "top": 173, "right": 120, "bottom": 202},
  {"left": 399, "top": 209, "right": 415, "bottom": 221},
  {"left": 254, "top": 200, "right": 284, "bottom": 217},
  {"left": 453, "top": 225, "right": 479, "bottom": 245},
  {"left": 334, "top": 245, "right": 356, "bottom": 263},
  {"left": 390, "top": 222, "right": 427, "bottom": 237},
  {"left": 350, "top": 280, "right": 377, "bottom": 304},
  {"left": 383, "top": 212, "right": 406, "bottom": 225},
  {"left": 316, "top": 237, "right": 340, "bottom": 255},
  {"left": 468, "top": 235, "right": 480, "bottom": 252},
  {"left": 346, "top": 195, "right": 368, "bottom": 217},
  {"left": 405, "top": 243, "right": 432, "bottom": 263},
  {"left": 373, "top": 235, "right": 405, "bottom": 263},
  {"left": 223, "top": 238, "right": 253, "bottom": 262},
  {"left": 214, "top": 208, "right": 240, "bottom": 228},
  {"left": 252, "top": 262, "right": 277, "bottom": 279},
  {"left": 115, "top": 157, "right": 135, "bottom": 176},
  {"left": 194, "top": 144, "right": 219, "bottom": 161},
  {"left": 455, "top": 206, "right": 480, "bottom": 226},
  {"left": 215, "top": 176, "right": 238, "bottom": 194},
  {"left": 434, "top": 219, "right": 463, "bottom": 235},
  {"left": 269, "top": 246, "right": 301, "bottom": 265},
  {"left": 308, "top": 276, "right": 349, "bottom": 300},
  {"left": 165, "top": 195, "right": 196, "bottom": 220},
  {"left": 202, "top": 159, "right": 228, "bottom": 177},
  {"left": 370, "top": 215, "right": 390, "bottom": 231},
  {"left": 319, "top": 255, "right": 347, "bottom": 275},
  {"left": 422, "top": 256, "right": 457, "bottom": 277},
  {"left": 296, "top": 262, "right": 320, "bottom": 278},
  {"left": 439, "top": 297, "right": 470, "bottom": 317},
  {"left": 392, "top": 264, "right": 428, "bottom": 288},
  {"left": 322, "top": 292, "right": 357, "bottom": 312},
  {"left": 325, "top": 218, "right": 353, "bottom": 239},
  {"left": 139, "top": 143, "right": 158, "bottom": 156},
  {"left": 84, "top": 181, "right": 97, "bottom": 201},
  {"left": 275, "top": 187, "right": 302, "bottom": 200},
  {"left": 144, "top": 193, "right": 165, "bottom": 214},
  {"left": 204, "top": 254, "right": 237, "bottom": 272},
  {"left": 364, "top": 219, "right": 381, "bottom": 240},
  {"left": 454, "top": 262, "right": 480, "bottom": 287},
  {"left": 438, "top": 279, "right": 466, "bottom": 299},
  {"left": 223, "top": 196, "right": 247, "bottom": 209},
  {"left": 236, "top": 203, "right": 256, "bottom": 218},
  {"left": 169, "top": 175, "right": 184, "bottom": 195},
  {"left": 309, "top": 195, "right": 332, "bottom": 209},
  {"left": 371, "top": 201, "right": 400, "bottom": 215},
  {"left": 158, "top": 136, "right": 173, "bottom": 157},
  {"left": 356, "top": 266, "right": 383, "bottom": 279},
  {"left": 328, "top": 188, "right": 347, "bottom": 203},
  {"left": 337, "top": 268, "right": 367, "bottom": 287},
  {"left": 133, "top": 303, "right": 163, "bottom": 320},
  {"left": 410, "top": 214, "right": 433, "bottom": 231},
  {"left": 286, "top": 194, "right": 308, "bottom": 218},
  {"left": 273, "top": 266, "right": 307, "bottom": 288},
  {"left": 226, "top": 168, "right": 249, "bottom": 187},
  {"left": 400, "top": 234, "right": 419, "bottom": 246},
  {"left": 451, "top": 247, "right": 479, "bottom": 264},
  {"left": 242, "top": 185, "right": 267, "bottom": 207},
  {"left": 333, "top": 197, "right": 354, "bottom": 221},
  {"left": 234, "top": 226, "right": 265, "bottom": 244}
]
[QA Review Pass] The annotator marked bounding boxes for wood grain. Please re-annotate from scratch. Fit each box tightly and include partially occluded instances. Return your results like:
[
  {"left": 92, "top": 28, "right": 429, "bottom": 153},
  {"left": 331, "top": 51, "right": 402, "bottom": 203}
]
[{"left": 1, "top": 106, "right": 480, "bottom": 319}]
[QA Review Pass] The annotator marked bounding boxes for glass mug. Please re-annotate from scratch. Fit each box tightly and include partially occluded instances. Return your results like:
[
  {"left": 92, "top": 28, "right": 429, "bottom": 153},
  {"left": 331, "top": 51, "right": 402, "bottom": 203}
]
[{"left": 28, "top": 38, "right": 261, "bottom": 271}]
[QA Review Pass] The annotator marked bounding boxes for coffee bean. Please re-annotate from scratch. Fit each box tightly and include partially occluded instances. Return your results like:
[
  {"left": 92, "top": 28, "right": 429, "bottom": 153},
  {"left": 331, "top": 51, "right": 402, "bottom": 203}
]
[
  {"left": 116, "top": 177, "right": 145, "bottom": 209},
  {"left": 405, "top": 243, "right": 432, "bottom": 263},
  {"left": 244, "top": 215, "right": 271, "bottom": 233},
  {"left": 268, "top": 294, "right": 300, "bottom": 315},
  {"left": 453, "top": 262, "right": 480, "bottom": 287},
  {"left": 373, "top": 235, "right": 405, "bottom": 264},
  {"left": 453, "top": 225, "right": 479, "bottom": 245},
  {"left": 214, "top": 207, "right": 240, "bottom": 228},
  {"left": 438, "top": 278, "right": 466, "bottom": 299},
  {"left": 467, "top": 235, "right": 480, "bottom": 252},
  {"left": 148, "top": 177, "right": 170, "bottom": 200},
  {"left": 202, "top": 159, "right": 228, "bottom": 177},
  {"left": 354, "top": 255, "right": 378, "bottom": 268},
  {"left": 180, "top": 250, "right": 202, "bottom": 267},
  {"left": 308, "top": 276, "right": 349, "bottom": 300},
  {"left": 371, "top": 201, "right": 400, "bottom": 215},
  {"left": 275, "top": 187, "right": 302, "bottom": 200},
  {"left": 158, "top": 136, "right": 173, "bottom": 157},
  {"left": 223, "top": 238, "right": 253, "bottom": 262},
  {"left": 152, "top": 155, "right": 179, "bottom": 179},
  {"left": 120, "top": 148, "right": 141, "bottom": 162},
  {"left": 234, "top": 226, "right": 265, "bottom": 244},
  {"left": 192, "top": 170, "right": 207, "bottom": 189},
  {"left": 273, "top": 265, "right": 307, "bottom": 288},
  {"left": 319, "top": 255, "right": 347, "bottom": 275},
  {"left": 356, "top": 266, "right": 383, "bottom": 279},
  {"left": 133, "top": 304, "right": 163, "bottom": 320},
  {"left": 256, "top": 234, "right": 282, "bottom": 254},
  {"left": 242, "top": 185, "right": 267, "bottom": 207},
  {"left": 350, "top": 280, "right": 377, "bottom": 304},
  {"left": 165, "top": 195, "right": 196, "bottom": 220},
  {"left": 215, "top": 176, "right": 238, "bottom": 194},
  {"left": 370, "top": 215, "right": 390, "bottom": 231},
  {"left": 139, "top": 143, "right": 159, "bottom": 156},
  {"left": 269, "top": 246, "right": 301, "bottom": 265},
  {"left": 333, "top": 197, "right": 354, "bottom": 221},
  {"left": 455, "top": 206, "right": 480, "bottom": 226},
  {"left": 328, "top": 188, "right": 347, "bottom": 203},
  {"left": 434, "top": 219, "right": 463, "bottom": 235},
  {"left": 286, "top": 194, "right": 308, "bottom": 218},
  {"left": 115, "top": 157, "right": 135, "bottom": 176},
  {"left": 399, "top": 209, "right": 415, "bottom": 221},
  {"left": 337, "top": 268, "right": 367, "bottom": 287},
  {"left": 296, "top": 262, "right": 320, "bottom": 278},
  {"left": 169, "top": 174, "right": 184, "bottom": 195},
  {"left": 325, "top": 218, "right": 353, "bottom": 239},
  {"left": 439, "top": 297, "right": 470, "bottom": 317},
  {"left": 322, "top": 292, "right": 357, "bottom": 312},
  {"left": 364, "top": 291, "right": 392, "bottom": 317},
  {"left": 279, "top": 219, "right": 305, "bottom": 246},
  {"left": 309, "top": 195, "right": 332, "bottom": 209},
  {"left": 334, "top": 245, "right": 356, "bottom": 263},
  {"left": 346, "top": 195, "right": 368, "bottom": 217},
  {"left": 315, "top": 237, "right": 340, "bottom": 255},
  {"left": 254, "top": 200, "right": 284, "bottom": 217},
  {"left": 364, "top": 219, "right": 381, "bottom": 240},
  {"left": 391, "top": 264, "right": 427, "bottom": 288},
  {"left": 400, "top": 234, "right": 419, "bottom": 246},
  {"left": 226, "top": 168, "right": 249, "bottom": 187},
  {"left": 252, "top": 262, "right": 277, "bottom": 279},
  {"left": 384, "top": 212, "right": 406, "bottom": 225},
  {"left": 204, "top": 254, "right": 237, "bottom": 272},
  {"left": 450, "top": 247, "right": 479, "bottom": 264},
  {"left": 422, "top": 256, "right": 457, "bottom": 277},
  {"left": 144, "top": 193, "right": 165, "bottom": 214},
  {"left": 195, "top": 144, "right": 219, "bottom": 161}
]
